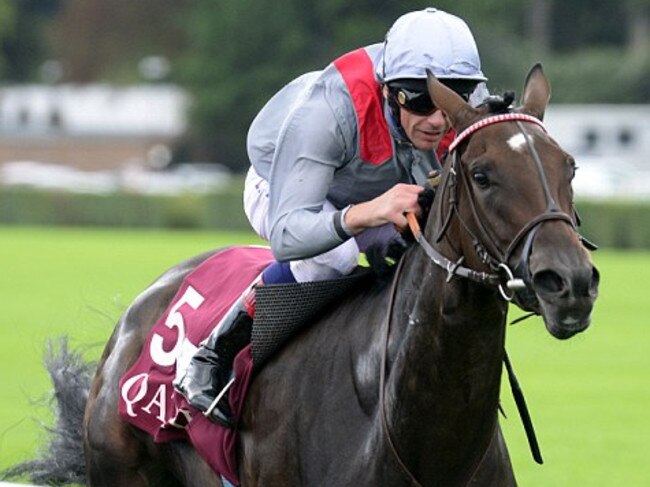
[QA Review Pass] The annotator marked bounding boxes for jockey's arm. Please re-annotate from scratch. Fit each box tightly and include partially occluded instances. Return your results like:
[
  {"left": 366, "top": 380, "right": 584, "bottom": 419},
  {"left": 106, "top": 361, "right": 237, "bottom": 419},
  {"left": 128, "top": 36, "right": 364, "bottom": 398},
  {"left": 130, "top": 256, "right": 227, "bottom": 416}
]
[
  {"left": 266, "top": 82, "right": 353, "bottom": 262},
  {"left": 266, "top": 82, "right": 423, "bottom": 262},
  {"left": 269, "top": 169, "right": 423, "bottom": 262},
  {"left": 268, "top": 160, "right": 345, "bottom": 262}
]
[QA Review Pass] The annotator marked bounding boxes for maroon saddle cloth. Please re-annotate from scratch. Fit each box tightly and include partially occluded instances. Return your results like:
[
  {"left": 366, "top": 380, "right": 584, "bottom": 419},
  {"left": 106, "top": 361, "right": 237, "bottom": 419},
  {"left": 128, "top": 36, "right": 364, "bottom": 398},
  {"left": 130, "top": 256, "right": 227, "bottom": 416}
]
[
  {"left": 118, "top": 245, "right": 371, "bottom": 485},
  {"left": 118, "top": 246, "right": 272, "bottom": 485}
]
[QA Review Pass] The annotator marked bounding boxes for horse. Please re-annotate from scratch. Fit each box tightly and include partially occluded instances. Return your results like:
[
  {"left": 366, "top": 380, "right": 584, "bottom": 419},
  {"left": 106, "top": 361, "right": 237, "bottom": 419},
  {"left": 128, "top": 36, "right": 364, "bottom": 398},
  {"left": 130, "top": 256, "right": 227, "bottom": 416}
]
[{"left": 8, "top": 64, "right": 599, "bottom": 487}]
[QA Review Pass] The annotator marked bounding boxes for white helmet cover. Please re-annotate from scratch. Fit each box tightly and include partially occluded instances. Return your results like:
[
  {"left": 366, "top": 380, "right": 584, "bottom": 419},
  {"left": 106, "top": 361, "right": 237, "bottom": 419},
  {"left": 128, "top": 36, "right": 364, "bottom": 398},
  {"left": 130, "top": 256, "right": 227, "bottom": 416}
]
[{"left": 378, "top": 8, "right": 487, "bottom": 84}]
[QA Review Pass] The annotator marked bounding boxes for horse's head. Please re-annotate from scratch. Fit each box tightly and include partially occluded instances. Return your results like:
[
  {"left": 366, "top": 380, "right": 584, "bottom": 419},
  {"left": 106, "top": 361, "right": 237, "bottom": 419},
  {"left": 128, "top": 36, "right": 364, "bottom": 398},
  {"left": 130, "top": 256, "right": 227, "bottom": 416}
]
[{"left": 426, "top": 64, "right": 599, "bottom": 339}]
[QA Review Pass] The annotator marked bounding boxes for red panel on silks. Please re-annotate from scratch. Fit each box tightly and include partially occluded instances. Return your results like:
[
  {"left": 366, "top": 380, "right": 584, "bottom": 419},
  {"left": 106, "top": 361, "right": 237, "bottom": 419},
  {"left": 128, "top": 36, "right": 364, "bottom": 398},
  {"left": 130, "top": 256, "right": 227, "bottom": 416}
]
[
  {"left": 333, "top": 47, "right": 455, "bottom": 164},
  {"left": 118, "top": 246, "right": 273, "bottom": 486},
  {"left": 334, "top": 48, "right": 394, "bottom": 165}
]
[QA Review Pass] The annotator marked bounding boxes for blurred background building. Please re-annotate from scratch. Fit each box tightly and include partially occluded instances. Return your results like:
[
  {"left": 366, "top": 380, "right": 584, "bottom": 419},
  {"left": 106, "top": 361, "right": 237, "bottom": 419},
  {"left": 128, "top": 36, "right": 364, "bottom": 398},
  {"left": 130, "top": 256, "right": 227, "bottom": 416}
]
[{"left": 0, "top": 84, "right": 186, "bottom": 171}]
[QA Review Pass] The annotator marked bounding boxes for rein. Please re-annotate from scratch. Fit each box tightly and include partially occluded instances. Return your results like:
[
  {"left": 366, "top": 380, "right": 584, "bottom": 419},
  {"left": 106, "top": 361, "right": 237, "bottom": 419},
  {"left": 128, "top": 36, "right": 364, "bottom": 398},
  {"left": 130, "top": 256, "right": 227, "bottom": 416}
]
[{"left": 379, "top": 256, "right": 423, "bottom": 486}]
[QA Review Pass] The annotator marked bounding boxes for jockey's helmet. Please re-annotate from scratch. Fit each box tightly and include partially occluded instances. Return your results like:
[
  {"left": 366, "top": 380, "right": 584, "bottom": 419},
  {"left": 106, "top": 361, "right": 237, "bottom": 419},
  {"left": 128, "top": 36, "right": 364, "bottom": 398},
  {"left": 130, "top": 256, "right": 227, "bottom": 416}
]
[{"left": 378, "top": 8, "right": 487, "bottom": 101}]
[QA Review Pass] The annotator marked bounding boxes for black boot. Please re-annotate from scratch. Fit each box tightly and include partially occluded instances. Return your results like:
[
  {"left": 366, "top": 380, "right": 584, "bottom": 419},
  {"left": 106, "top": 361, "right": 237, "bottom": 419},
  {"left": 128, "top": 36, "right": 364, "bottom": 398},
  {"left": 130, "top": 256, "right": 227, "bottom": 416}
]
[{"left": 174, "top": 293, "right": 254, "bottom": 427}]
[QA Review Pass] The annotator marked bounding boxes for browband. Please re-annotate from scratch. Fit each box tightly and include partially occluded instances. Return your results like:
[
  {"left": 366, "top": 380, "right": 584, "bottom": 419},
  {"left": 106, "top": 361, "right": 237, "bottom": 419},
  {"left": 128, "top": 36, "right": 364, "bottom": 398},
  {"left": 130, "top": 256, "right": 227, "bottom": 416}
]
[{"left": 448, "top": 113, "right": 546, "bottom": 153}]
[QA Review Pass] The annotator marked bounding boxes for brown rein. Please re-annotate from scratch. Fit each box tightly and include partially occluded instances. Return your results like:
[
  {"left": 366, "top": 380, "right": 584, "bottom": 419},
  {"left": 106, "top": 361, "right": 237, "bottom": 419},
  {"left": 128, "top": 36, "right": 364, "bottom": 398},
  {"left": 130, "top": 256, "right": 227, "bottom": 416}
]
[{"left": 379, "top": 255, "right": 423, "bottom": 486}]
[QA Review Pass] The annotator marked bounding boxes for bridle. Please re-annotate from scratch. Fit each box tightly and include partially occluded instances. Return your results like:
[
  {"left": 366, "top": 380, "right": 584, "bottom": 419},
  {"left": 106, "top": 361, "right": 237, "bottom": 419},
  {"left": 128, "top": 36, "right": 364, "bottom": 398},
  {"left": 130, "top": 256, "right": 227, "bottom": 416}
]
[
  {"left": 412, "top": 112, "right": 582, "bottom": 304},
  {"left": 380, "top": 112, "right": 585, "bottom": 486}
]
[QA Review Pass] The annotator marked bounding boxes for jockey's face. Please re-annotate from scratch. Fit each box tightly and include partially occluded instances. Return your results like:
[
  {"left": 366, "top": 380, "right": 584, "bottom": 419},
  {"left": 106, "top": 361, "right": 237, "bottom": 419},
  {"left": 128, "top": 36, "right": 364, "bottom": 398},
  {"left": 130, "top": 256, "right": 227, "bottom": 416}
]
[
  {"left": 399, "top": 106, "right": 449, "bottom": 151},
  {"left": 382, "top": 85, "right": 450, "bottom": 151}
]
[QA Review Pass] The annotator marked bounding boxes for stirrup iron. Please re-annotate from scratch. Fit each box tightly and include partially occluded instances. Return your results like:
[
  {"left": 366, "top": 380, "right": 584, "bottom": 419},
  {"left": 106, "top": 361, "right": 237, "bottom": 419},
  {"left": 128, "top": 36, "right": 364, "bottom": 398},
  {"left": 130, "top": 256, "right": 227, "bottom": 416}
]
[{"left": 204, "top": 377, "right": 235, "bottom": 418}]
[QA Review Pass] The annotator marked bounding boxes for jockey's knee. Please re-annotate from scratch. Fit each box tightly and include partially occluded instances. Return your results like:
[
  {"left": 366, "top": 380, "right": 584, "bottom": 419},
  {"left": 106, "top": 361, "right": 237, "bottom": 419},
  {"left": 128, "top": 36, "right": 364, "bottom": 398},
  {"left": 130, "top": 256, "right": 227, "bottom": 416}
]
[{"left": 289, "top": 239, "right": 359, "bottom": 282}]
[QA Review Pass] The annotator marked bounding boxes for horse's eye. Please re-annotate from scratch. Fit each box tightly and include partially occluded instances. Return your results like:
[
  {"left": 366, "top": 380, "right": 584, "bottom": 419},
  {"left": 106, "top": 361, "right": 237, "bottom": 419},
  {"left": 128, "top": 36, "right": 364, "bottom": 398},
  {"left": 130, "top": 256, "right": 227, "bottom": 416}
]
[{"left": 472, "top": 170, "right": 490, "bottom": 189}]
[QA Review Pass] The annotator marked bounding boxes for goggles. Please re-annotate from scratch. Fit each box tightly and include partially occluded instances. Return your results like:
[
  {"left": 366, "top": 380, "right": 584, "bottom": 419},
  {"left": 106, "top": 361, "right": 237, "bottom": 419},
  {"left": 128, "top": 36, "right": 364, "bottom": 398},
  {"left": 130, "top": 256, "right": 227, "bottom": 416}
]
[
  {"left": 389, "top": 86, "right": 438, "bottom": 116},
  {"left": 387, "top": 78, "right": 476, "bottom": 116}
]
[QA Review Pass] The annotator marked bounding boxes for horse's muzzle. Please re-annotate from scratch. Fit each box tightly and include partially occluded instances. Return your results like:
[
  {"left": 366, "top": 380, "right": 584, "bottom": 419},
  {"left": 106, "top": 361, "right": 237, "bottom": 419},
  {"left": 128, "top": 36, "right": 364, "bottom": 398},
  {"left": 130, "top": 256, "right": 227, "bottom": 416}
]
[{"left": 531, "top": 264, "right": 600, "bottom": 339}]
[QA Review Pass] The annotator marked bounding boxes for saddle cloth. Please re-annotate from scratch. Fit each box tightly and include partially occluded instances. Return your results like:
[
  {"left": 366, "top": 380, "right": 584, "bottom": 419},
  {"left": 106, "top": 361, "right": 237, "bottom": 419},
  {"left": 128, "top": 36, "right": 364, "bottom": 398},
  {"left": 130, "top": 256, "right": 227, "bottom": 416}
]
[
  {"left": 118, "top": 246, "right": 272, "bottom": 486},
  {"left": 118, "top": 245, "right": 371, "bottom": 485}
]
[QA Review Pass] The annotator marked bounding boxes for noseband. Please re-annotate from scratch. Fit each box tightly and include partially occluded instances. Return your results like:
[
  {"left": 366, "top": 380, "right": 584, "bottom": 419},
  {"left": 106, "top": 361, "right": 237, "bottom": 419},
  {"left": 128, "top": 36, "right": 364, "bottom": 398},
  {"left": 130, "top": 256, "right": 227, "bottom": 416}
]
[{"left": 411, "top": 113, "right": 581, "bottom": 304}]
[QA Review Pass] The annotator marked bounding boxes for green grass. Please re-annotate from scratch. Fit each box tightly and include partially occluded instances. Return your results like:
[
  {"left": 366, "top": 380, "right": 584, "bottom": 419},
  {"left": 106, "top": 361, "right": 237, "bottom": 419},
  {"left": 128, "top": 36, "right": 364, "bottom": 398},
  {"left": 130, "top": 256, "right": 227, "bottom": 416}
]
[{"left": 1, "top": 226, "right": 648, "bottom": 485}]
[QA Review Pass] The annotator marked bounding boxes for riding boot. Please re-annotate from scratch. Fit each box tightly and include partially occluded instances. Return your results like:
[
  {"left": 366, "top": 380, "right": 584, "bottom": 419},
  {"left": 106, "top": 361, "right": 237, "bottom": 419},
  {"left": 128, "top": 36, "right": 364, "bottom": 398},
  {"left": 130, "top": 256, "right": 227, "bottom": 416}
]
[{"left": 174, "top": 278, "right": 259, "bottom": 428}]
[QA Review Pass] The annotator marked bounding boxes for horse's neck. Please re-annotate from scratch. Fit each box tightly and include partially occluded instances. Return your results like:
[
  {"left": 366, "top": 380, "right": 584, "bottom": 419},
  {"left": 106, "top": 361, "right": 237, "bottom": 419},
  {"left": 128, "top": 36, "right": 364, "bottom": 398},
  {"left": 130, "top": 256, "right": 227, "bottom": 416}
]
[{"left": 383, "top": 245, "right": 507, "bottom": 481}]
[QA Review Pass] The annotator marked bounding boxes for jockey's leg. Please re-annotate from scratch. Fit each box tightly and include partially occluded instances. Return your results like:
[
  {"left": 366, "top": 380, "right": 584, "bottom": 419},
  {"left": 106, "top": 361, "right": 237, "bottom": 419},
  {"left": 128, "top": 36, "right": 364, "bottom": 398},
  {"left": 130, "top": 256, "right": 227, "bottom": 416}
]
[
  {"left": 289, "top": 236, "right": 360, "bottom": 282},
  {"left": 174, "top": 261, "right": 296, "bottom": 427},
  {"left": 174, "top": 235, "right": 362, "bottom": 428}
]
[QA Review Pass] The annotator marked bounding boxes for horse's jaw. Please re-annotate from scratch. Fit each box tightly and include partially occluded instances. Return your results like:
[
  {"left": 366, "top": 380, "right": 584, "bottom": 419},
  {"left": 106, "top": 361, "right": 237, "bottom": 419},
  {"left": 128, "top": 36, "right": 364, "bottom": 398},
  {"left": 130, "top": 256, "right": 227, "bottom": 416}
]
[{"left": 510, "top": 286, "right": 594, "bottom": 339}]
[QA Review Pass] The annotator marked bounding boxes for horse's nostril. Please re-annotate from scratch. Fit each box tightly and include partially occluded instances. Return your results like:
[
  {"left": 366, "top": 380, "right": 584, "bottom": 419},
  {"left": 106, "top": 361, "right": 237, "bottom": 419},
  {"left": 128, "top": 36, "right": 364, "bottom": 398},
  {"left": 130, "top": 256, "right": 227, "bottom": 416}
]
[{"left": 533, "top": 270, "right": 565, "bottom": 296}]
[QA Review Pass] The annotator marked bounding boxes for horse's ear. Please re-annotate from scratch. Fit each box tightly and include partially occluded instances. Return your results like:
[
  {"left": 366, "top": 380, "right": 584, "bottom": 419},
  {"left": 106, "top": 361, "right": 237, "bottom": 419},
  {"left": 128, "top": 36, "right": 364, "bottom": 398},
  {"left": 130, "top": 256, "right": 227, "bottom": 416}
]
[
  {"left": 520, "top": 63, "right": 551, "bottom": 121},
  {"left": 426, "top": 69, "right": 479, "bottom": 132}
]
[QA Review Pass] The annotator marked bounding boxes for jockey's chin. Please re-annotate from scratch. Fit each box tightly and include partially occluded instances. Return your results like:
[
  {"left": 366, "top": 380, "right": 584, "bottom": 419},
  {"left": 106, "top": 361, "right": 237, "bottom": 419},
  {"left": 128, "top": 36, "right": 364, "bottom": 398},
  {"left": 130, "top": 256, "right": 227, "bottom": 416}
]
[{"left": 410, "top": 128, "right": 444, "bottom": 151}]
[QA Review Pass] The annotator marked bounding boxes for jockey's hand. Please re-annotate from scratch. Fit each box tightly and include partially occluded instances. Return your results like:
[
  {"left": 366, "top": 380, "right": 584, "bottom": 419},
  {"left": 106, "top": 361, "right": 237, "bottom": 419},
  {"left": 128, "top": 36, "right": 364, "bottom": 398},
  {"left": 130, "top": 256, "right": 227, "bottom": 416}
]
[
  {"left": 417, "top": 186, "right": 436, "bottom": 225},
  {"left": 343, "top": 183, "right": 424, "bottom": 234}
]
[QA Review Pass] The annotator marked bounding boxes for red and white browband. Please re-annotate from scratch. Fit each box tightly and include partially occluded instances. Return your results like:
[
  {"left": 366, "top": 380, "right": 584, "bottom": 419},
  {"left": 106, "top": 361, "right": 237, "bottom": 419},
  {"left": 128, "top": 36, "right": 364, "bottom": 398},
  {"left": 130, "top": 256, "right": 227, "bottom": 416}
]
[{"left": 447, "top": 113, "right": 546, "bottom": 153}]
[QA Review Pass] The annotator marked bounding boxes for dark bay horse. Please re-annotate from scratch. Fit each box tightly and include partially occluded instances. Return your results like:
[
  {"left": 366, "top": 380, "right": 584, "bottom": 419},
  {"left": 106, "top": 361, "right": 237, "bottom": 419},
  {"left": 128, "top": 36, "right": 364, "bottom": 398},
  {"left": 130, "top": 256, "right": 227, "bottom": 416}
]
[{"left": 17, "top": 65, "right": 599, "bottom": 486}]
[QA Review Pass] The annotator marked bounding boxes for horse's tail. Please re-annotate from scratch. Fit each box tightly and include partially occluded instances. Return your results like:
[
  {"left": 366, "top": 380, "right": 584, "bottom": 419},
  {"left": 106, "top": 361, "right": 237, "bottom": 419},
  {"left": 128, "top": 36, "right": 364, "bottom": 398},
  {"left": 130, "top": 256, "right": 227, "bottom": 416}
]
[{"left": 2, "top": 338, "right": 90, "bottom": 485}]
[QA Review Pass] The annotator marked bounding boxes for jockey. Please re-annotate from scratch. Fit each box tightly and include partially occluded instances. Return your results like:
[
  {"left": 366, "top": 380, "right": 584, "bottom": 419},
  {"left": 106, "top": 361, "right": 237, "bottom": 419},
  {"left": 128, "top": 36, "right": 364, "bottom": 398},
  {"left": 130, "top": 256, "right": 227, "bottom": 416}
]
[{"left": 175, "top": 7, "right": 488, "bottom": 427}]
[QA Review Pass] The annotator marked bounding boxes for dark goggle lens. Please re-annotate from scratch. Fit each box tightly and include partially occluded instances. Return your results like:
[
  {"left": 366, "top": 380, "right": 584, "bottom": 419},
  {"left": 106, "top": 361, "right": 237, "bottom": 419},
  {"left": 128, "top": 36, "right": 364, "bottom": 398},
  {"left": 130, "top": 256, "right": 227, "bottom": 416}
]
[{"left": 393, "top": 88, "right": 437, "bottom": 115}]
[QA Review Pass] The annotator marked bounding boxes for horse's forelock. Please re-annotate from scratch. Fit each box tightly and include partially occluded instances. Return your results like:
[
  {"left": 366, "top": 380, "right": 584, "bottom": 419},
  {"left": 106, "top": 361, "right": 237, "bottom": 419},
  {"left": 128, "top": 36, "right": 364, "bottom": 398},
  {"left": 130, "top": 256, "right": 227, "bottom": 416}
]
[{"left": 480, "top": 91, "right": 516, "bottom": 115}]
